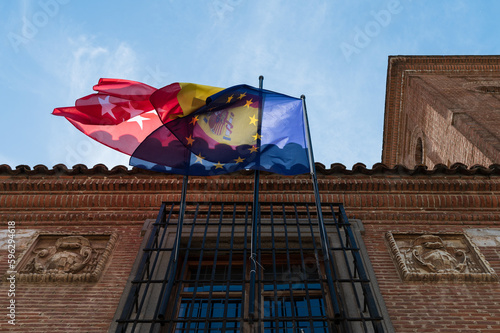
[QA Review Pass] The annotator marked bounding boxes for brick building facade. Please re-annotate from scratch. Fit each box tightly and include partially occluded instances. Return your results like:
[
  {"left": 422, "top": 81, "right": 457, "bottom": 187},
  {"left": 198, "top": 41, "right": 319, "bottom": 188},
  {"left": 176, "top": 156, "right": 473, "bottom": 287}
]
[
  {"left": 1, "top": 164, "right": 499, "bottom": 332},
  {"left": 382, "top": 55, "right": 500, "bottom": 168},
  {"left": 1, "top": 56, "right": 500, "bottom": 332}
]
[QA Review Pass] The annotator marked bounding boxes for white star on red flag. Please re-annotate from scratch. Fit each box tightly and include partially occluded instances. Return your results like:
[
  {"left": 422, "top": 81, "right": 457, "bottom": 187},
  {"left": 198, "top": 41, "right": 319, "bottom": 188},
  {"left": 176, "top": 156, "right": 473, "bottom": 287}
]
[
  {"left": 99, "top": 95, "right": 116, "bottom": 120},
  {"left": 121, "top": 102, "right": 148, "bottom": 119},
  {"left": 127, "top": 113, "right": 150, "bottom": 130}
]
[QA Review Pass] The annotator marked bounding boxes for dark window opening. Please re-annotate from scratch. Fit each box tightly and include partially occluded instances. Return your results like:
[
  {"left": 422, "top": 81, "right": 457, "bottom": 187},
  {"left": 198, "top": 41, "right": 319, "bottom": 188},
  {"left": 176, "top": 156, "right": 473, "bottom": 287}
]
[
  {"left": 415, "top": 137, "right": 423, "bottom": 165},
  {"left": 167, "top": 252, "right": 332, "bottom": 332}
]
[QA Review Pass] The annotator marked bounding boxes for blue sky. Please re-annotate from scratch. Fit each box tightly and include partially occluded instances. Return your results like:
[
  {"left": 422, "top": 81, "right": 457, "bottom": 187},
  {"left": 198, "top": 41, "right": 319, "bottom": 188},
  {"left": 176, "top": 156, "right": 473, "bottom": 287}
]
[{"left": 0, "top": 0, "right": 498, "bottom": 169}]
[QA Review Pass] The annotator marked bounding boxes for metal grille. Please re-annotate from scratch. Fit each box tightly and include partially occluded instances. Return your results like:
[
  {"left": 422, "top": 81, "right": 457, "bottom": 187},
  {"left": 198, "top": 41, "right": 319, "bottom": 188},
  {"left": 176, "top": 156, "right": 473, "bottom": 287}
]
[{"left": 115, "top": 202, "right": 385, "bottom": 333}]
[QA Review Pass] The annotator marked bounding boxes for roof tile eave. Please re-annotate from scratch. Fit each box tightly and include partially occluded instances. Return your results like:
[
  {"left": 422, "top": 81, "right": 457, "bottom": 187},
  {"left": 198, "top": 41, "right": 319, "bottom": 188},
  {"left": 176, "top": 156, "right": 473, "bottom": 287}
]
[{"left": 1, "top": 163, "right": 499, "bottom": 177}]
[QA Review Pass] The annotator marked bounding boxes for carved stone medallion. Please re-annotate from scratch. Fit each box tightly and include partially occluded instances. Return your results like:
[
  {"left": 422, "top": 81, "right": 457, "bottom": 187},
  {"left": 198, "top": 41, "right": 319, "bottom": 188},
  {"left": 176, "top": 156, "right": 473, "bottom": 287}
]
[
  {"left": 13, "top": 232, "right": 118, "bottom": 282},
  {"left": 386, "top": 232, "right": 498, "bottom": 282}
]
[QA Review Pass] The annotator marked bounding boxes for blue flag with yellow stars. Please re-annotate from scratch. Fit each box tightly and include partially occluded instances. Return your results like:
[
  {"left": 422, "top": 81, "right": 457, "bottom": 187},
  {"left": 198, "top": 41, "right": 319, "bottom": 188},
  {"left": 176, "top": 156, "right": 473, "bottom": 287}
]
[{"left": 130, "top": 84, "right": 311, "bottom": 176}]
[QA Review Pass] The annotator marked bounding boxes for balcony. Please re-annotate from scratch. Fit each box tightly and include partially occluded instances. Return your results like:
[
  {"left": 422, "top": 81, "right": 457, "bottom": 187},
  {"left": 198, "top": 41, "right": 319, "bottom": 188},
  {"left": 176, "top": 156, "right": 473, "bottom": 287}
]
[{"left": 113, "top": 201, "right": 391, "bottom": 333}]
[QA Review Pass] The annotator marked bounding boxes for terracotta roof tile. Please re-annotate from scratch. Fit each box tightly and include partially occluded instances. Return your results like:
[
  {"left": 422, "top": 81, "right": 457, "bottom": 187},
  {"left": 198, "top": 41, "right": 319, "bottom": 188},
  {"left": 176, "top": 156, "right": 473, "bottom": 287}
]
[{"left": 1, "top": 163, "right": 499, "bottom": 177}]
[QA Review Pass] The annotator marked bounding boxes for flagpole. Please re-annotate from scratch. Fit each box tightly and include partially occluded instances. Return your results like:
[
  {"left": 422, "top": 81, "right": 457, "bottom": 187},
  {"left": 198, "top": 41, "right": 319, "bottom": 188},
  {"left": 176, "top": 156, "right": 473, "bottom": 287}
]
[
  {"left": 158, "top": 173, "right": 189, "bottom": 321},
  {"left": 301, "top": 95, "right": 341, "bottom": 317},
  {"left": 174, "top": 174, "right": 189, "bottom": 261},
  {"left": 249, "top": 75, "right": 264, "bottom": 321}
]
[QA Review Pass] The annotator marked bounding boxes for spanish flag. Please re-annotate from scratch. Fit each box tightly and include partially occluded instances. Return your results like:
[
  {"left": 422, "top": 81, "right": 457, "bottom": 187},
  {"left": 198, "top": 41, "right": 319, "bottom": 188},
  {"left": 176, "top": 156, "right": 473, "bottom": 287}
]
[{"left": 150, "top": 83, "right": 223, "bottom": 123}]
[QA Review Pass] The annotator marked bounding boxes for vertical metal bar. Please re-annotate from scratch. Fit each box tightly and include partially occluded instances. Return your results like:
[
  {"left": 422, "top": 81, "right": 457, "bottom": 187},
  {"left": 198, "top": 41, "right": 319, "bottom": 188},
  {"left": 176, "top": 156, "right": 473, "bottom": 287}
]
[
  {"left": 203, "top": 203, "right": 225, "bottom": 333},
  {"left": 301, "top": 95, "right": 342, "bottom": 318},
  {"left": 186, "top": 203, "right": 213, "bottom": 323},
  {"left": 293, "top": 203, "right": 314, "bottom": 330},
  {"left": 130, "top": 202, "right": 175, "bottom": 332},
  {"left": 301, "top": 95, "right": 329, "bottom": 262},
  {"left": 249, "top": 75, "right": 264, "bottom": 321},
  {"left": 282, "top": 204, "right": 298, "bottom": 331},
  {"left": 260, "top": 200, "right": 267, "bottom": 327},
  {"left": 116, "top": 202, "right": 167, "bottom": 332},
  {"left": 331, "top": 203, "right": 368, "bottom": 331},
  {"left": 304, "top": 203, "right": 336, "bottom": 332},
  {"left": 338, "top": 204, "right": 384, "bottom": 332},
  {"left": 242, "top": 203, "right": 250, "bottom": 326},
  {"left": 269, "top": 203, "right": 280, "bottom": 332},
  {"left": 158, "top": 202, "right": 200, "bottom": 333},
  {"left": 158, "top": 175, "right": 189, "bottom": 320},
  {"left": 222, "top": 203, "right": 238, "bottom": 330},
  {"left": 325, "top": 204, "right": 355, "bottom": 332},
  {"left": 174, "top": 175, "right": 189, "bottom": 262}
]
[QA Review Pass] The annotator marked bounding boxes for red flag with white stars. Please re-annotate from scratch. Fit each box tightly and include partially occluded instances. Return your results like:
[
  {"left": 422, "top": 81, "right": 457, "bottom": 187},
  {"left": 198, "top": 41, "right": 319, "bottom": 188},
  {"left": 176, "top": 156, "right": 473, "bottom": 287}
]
[
  {"left": 66, "top": 109, "right": 163, "bottom": 155},
  {"left": 52, "top": 79, "right": 162, "bottom": 155},
  {"left": 53, "top": 78, "right": 156, "bottom": 125}
]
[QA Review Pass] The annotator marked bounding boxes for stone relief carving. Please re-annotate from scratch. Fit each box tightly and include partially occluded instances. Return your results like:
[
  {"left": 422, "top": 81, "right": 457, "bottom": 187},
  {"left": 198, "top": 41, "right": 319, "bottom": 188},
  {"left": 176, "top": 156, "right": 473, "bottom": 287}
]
[
  {"left": 22, "top": 236, "right": 94, "bottom": 274},
  {"left": 410, "top": 234, "right": 466, "bottom": 273},
  {"left": 12, "top": 233, "right": 117, "bottom": 282},
  {"left": 386, "top": 232, "right": 498, "bottom": 282}
]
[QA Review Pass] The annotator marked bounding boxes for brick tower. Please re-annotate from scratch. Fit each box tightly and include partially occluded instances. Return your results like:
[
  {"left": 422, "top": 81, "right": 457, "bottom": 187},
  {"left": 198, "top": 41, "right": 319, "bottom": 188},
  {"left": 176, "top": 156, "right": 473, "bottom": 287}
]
[{"left": 382, "top": 55, "right": 500, "bottom": 168}]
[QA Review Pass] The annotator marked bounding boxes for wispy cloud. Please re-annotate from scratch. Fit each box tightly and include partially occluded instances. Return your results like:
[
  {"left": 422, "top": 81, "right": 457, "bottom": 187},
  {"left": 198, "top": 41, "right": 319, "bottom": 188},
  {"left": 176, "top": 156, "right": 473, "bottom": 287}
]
[
  {"left": 65, "top": 36, "right": 139, "bottom": 97},
  {"left": 47, "top": 36, "right": 141, "bottom": 167}
]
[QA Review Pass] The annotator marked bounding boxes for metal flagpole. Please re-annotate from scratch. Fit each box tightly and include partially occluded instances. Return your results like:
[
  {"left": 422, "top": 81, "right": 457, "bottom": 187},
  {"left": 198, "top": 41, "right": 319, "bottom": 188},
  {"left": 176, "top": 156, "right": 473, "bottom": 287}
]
[
  {"left": 301, "top": 95, "right": 330, "bottom": 261},
  {"left": 301, "top": 95, "right": 342, "bottom": 317},
  {"left": 158, "top": 174, "right": 189, "bottom": 320},
  {"left": 173, "top": 174, "right": 189, "bottom": 261},
  {"left": 249, "top": 75, "right": 264, "bottom": 321}
]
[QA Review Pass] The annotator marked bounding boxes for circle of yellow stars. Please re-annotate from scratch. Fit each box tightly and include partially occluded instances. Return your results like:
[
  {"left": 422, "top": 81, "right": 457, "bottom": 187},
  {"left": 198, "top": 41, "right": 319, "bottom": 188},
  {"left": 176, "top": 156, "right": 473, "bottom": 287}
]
[{"left": 184, "top": 91, "right": 262, "bottom": 171}]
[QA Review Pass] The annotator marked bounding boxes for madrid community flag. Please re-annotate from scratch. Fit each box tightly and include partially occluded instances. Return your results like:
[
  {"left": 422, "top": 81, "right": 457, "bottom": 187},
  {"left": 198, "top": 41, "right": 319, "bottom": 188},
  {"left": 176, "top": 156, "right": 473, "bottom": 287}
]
[
  {"left": 52, "top": 79, "right": 221, "bottom": 156},
  {"left": 53, "top": 79, "right": 311, "bottom": 176},
  {"left": 52, "top": 78, "right": 161, "bottom": 155}
]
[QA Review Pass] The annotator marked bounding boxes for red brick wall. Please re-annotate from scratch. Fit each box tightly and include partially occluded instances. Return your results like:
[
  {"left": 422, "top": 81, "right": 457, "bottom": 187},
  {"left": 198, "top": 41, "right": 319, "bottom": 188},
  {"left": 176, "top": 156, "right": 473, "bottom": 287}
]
[
  {"left": 1, "top": 225, "right": 142, "bottom": 332},
  {"left": 330, "top": 169, "right": 500, "bottom": 332},
  {"left": 400, "top": 75, "right": 493, "bottom": 168},
  {"left": 365, "top": 225, "right": 500, "bottom": 333},
  {"left": 382, "top": 56, "right": 500, "bottom": 168},
  {"left": 1, "top": 165, "right": 500, "bottom": 332},
  {"left": 0, "top": 169, "right": 161, "bottom": 332}
]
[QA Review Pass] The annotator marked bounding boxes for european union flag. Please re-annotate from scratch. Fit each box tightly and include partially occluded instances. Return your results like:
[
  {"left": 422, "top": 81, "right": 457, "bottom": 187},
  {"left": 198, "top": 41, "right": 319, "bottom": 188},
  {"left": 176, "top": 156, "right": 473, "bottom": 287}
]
[{"left": 130, "top": 85, "right": 310, "bottom": 176}]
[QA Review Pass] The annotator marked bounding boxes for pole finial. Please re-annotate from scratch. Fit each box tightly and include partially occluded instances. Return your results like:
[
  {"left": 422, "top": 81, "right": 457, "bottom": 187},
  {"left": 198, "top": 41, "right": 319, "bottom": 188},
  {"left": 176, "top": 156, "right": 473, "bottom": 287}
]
[{"left": 300, "top": 94, "right": 306, "bottom": 100}]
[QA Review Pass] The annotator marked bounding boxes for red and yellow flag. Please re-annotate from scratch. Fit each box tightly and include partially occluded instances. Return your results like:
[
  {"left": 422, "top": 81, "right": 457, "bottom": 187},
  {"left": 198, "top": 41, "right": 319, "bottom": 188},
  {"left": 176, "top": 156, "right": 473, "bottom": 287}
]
[{"left": 150, "top": 83, "right": 223, "bottom": 123}]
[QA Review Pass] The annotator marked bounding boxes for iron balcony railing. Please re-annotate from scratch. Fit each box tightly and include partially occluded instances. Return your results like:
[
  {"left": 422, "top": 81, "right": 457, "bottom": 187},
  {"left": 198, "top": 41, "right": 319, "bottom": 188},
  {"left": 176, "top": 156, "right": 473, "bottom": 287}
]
[{"left": 115, "top": 201, "right": 386, "bottom": 333}]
